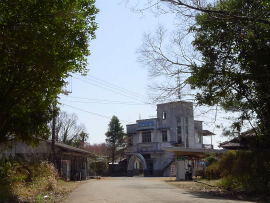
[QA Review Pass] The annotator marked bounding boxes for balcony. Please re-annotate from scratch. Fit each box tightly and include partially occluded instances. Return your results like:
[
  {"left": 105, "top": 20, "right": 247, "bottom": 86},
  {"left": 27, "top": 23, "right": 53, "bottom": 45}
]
[{"left": 137, "top": 142, "right": 161, "bottom": 153}]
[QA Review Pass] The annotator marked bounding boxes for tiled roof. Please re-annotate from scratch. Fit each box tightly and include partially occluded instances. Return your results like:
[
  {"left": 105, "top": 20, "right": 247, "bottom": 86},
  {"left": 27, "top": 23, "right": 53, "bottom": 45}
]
[{"left": 219, "top": 129, "right": 256, "bottom": 149}]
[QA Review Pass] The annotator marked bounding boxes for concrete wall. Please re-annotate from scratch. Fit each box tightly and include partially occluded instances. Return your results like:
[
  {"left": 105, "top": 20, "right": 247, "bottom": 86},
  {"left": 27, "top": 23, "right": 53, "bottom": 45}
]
[
  {"left": 156, "top": 102, "right": 196, "bottom": 148},
  {"left": 126, "top": 101, "right": 207, "bottom": 177},
  {"left": 0, "top": 140, "right": 51, "bottom": 161}
]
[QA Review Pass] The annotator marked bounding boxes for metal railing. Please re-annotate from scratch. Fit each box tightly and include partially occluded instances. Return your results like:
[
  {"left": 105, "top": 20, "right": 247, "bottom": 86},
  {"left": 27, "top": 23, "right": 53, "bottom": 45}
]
[
  {"left": 161, "top": 154, "right": 175, "bottom": 175},
  {"left": 203, "top": 144, "right": 213, "bottom": 149}
]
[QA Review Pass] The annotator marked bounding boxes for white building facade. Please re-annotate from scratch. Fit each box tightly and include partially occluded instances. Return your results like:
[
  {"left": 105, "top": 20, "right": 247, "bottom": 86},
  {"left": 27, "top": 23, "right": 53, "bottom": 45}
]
[{"left": 126, "top": 101, "right": 214, "bottom": 177}]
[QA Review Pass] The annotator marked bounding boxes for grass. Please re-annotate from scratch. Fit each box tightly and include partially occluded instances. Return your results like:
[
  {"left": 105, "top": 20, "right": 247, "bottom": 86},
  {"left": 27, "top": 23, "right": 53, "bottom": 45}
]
[
  {"left": 33, "top": 180, "right": 81, "bottom": 203},
  {"left": 164, "top": 178, "right": 270, "bottom": 203},
  {"left": 165, "top": 179, "right": 222, "bottom": 193}
]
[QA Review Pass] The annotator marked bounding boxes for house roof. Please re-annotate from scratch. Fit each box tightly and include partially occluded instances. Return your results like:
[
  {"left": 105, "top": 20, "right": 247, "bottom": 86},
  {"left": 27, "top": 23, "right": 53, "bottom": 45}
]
[
  {"left": 218, "top": 129, "right": 256, "bottom": 149},
  {"left": 46, "top": 140, "right": 92, "bottom": 155},
  {"left": 196, "top": 130, "right": 216, "bottom": 136},
  {"left": 162, "top": 147, "right": 227, "bottom": 158}
]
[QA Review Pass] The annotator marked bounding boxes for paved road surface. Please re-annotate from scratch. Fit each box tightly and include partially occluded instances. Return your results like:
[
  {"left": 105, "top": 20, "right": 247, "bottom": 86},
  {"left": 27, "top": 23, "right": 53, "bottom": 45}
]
[{"left": 65, "top": 177, "right": 253, "bottom": 203}]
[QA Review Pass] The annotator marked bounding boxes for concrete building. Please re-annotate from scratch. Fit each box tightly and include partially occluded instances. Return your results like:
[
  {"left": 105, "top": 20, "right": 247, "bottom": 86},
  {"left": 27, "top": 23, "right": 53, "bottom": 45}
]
[{"left": 126, "top": 101, "right": 216, "bottom": 177}]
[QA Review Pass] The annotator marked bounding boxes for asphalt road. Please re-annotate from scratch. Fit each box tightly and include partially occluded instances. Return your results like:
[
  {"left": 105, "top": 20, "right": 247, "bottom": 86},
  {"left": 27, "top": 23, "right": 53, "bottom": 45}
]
[{"left": 65, "top": 177, "right": 253, "bottom": 203}]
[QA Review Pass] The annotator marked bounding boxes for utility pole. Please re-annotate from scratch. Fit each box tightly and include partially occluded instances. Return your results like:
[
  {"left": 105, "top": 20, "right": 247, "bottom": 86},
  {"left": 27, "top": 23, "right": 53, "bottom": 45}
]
[
  {"left": 51, "top": 74, "right": 72, "bottom": 165},
  {"left": 52, "top": 98, "right": 56, "bottom": 165}
]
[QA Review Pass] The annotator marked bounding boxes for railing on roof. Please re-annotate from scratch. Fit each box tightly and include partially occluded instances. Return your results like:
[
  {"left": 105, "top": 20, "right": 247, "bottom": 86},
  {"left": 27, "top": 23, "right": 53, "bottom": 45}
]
[{"left": 203, "top": 144, "right": 213, "bottom": 149}]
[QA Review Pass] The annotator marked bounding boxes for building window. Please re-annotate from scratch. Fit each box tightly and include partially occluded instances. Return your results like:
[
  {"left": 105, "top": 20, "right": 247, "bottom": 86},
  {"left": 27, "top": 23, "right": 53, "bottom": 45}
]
[
  {"left": 142, "top": 131, "right": 151, "bottom": 142},
  {"left": 198, "top": 133, "right": 202, "bottom": 143},
  {"left": 185, "top": 117, "right": 189, "bottom": 147},
  {"left": 129, "top": 137, "right": 133, "bottom": 146},
  {"left": 177, "top": 118, "right": 182, "bottom": 143},
  {"left": 162, "top": 111, "right": 166, "bottom": 120},
  {"left": 162, "top": 130, "right": 167, "bottom": 142}
]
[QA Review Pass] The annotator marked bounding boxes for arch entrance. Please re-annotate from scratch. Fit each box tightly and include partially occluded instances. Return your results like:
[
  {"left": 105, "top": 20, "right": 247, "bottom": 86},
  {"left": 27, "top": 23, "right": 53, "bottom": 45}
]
[{"left": 127, "top": 153, "right": 148, "bottom": 177}]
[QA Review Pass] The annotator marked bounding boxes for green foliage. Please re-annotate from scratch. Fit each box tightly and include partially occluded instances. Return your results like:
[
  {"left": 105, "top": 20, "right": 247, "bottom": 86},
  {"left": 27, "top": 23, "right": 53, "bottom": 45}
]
[
  {"left": 0, "top": 0, "right": 98, "bottom": 145},
  {"left": 188, "top": 0, "right": 270, "bottom": 147},
  {"left": 218, "top": 151, "right": 270, "bottom": 193},
  {"left": 89, "top": 155, "right": 108, "bottom": 175},
  {"left": 0, "top": 157, "right": 58, "bottom": 202},
  {"left": 205, "top": 152, "right": 219, "bottom": 167},
  {"left": 105, "top": 116, "right": 126, "bottom": 164},
  {"left": 205, "top": 163, "right": 220, "bottom": 180}
]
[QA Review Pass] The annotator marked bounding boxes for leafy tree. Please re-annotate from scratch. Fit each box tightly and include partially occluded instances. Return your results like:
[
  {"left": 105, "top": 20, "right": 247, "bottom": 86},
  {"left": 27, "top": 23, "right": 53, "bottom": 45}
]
[
  {"left": 105, "top": 116, "right": 125, "bottom": 173},
  {"left": 89, "top": 155, "right": 108, "bottom": 175},
  {"left": 0, "top": 0, "right": 98, "bottom": 145},
  {"left": 188, "top": 0, "right": 270, "bottom": 147},
  {"left": 135, "top": 0, "right": 270, "bottom": 148},
  {"left": 74, "top": 132, "right": 89, "bottom": 148},
  {"left": 205, "top": 153, "right": 219, "bottom": 167}
]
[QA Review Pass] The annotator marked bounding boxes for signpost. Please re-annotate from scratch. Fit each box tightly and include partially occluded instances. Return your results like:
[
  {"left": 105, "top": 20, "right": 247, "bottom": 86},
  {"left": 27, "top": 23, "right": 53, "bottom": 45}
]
[{"left": 170, "top": 164, "right": 176, "bottom": 180}]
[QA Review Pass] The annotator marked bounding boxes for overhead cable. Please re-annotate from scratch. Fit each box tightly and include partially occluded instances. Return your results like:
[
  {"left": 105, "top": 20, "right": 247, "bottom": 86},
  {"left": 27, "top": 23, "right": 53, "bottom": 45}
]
[
  {"left": 73, "top": 76, "right": 149, "bottom": 103},
  {"left": 61, "top": 103, "right": 129, "bottom": 123},
  {"left": 75, "top": 73, "right": 148, "bottom": 100}
]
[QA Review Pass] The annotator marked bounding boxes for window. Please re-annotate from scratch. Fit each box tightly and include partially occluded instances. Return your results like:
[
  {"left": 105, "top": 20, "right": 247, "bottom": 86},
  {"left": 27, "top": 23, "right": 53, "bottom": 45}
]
[
  {"left": 129, "top": 137, "right": 133, "bottom": 146},
  {"left": 162, "top": 130, "right": 167, "bottom": 142},
  {"left": 162, "top": 111, "right": 166, "bottom": 120},
  {"left": 142, "top": 131, "right": 151, "bottom": 142},
  {"left": 185, "top": 117, "right": 189, "bottom": 147},
  {"left": 177, "top": 118, "right": 182, "bottom": 143},
  {"left": 197, "top": 133, "right": 202, "bottom": 143}
]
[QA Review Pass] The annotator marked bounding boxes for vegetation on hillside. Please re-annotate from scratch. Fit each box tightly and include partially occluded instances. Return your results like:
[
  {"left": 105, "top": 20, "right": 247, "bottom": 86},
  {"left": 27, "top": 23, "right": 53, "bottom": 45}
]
[{"left": 0, "top": 157, "right": 78, "bottom": 202}]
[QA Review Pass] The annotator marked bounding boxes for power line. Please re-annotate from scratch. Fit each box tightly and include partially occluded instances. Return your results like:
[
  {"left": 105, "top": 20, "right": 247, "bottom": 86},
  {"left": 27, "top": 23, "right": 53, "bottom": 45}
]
[
  {"left": 74, "top": 73, "right": 149, "bottom": 100},
  {"left": 61, "top": 103, "right": 129, "bottom": 123},
  {"left": 62, "top": 95, "right": 151, "bottom": 104},
  {"left": 73, "top": 76, "right": 149, "bottom": 103},
  {"left": 60, "top": 99, "right": 151, "bottom": 105}
]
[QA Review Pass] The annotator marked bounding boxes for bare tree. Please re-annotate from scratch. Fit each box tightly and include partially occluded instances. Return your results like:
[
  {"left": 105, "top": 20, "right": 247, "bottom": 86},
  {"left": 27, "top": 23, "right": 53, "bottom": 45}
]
[
  {"left": 51, "top": 111, "right": 87, "bottom": 146},
  {"left": 125, "top": 0, "right": 270, "bottom": 135}
]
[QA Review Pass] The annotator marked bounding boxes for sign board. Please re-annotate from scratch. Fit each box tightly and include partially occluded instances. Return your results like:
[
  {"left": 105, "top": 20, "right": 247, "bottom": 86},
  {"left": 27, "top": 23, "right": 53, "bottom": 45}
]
[
  {"left": 177, "top": 156, "right": 185, "bottom": 161},
  {"left": 170, "top": 164, "right": 176, "bottom": 176},
  {"left": 137, "top": 121, "right": 154, "bottom": 128}
]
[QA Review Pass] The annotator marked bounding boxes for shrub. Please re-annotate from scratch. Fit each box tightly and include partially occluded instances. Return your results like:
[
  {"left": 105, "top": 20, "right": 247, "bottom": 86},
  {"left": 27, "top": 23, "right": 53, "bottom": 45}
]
[
  {"left": 0, "top": 157, "right": 58, "bottom": 202},
  {"left": 205, "top": 163, "right": 220, "bottom": 180},
  {"left": 205, "top": 153, "right": 219, "bottom": 167},
  {"left": 217, "top": 150, "right": 270, "bottom": 193}
]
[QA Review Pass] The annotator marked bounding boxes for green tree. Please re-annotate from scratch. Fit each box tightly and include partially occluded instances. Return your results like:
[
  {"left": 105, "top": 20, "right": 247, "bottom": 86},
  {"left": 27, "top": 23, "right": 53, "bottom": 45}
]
[
  {"left": 105, "top": 116, "right": 125, "bottom": 173},
  {"left": 0, "top": 0, "right": 98, "bottom": 145},
  {"left": 89, "top": 155, "right": 108, "bottom": 175},
  {"left": 136, "top": 0, "right": 270, "bottom": 148},
  {"left": 188, "top": 0, "right": 270, "bottom": 148}
]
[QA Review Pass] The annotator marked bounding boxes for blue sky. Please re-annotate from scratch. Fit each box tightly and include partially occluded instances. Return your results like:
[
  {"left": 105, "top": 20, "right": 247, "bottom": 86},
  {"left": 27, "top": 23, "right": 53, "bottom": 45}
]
[{"left": 58, "top": 1, "right": 231, "bottom": 148}]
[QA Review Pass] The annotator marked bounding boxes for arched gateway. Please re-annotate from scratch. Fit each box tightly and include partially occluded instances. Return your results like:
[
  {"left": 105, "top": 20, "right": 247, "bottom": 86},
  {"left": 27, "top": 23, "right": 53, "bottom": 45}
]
[{"left": 127, "top": 153, "right": 148, "bottom": 177}]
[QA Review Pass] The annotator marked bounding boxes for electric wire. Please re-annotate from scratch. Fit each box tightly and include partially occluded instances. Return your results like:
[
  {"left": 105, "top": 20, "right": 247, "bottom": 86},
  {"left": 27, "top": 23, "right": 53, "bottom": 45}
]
[
  {"left": 74, "top": 73, "right": 149, "bottom": 100},
  {"left": 60, "top": 99, "right": 151, "bottom": 105},
  {"left": 61, "top": 95, "right": 151, "bottom": 105},
  {"left": 61, "top": 103, "right": 129, "bottom": 123},
  {"left": 73, "top": 76, "right": 149, "bottom": 103}
]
